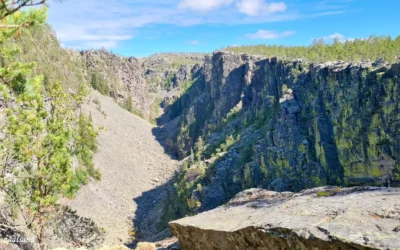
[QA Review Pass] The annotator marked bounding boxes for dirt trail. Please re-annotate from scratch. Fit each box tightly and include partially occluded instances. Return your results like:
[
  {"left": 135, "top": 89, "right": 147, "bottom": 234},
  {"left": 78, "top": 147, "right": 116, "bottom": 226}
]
[{"left": 63, "top": 91, "right": 178, "bottom": 246}]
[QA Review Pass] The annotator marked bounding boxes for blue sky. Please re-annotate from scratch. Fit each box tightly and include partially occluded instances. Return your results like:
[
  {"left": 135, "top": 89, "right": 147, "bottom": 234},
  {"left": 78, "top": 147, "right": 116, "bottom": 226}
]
[{"left": 46, "top": 0, "right": 400, "bottom": 57}]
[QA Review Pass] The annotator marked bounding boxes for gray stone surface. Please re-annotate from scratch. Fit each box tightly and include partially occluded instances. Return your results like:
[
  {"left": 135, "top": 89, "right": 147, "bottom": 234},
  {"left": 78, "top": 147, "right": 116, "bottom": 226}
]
[{"left": 170, "top": 187, "right": 400, "bottom": 250}]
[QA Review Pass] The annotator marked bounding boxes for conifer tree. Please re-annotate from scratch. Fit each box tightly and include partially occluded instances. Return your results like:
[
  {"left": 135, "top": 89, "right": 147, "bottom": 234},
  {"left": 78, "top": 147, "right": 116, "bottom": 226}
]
[
  {"left": 194, "top": 137, "right": 204, "bottom": 161},
  {"left": 0, "top": 2, "right": 99, "bottom": 249}
]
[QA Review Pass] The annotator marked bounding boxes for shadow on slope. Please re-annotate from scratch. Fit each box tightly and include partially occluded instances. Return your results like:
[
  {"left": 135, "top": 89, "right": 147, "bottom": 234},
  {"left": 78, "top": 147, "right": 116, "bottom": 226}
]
[
  {"left": 151, "top": 74, "right": 206, "bottom": 158},
  {"left": 128, "top": 179, "right": 177, "bottom": 247},
  {"left": 129, "top": 76, "right": 208, "bottom": 247}
]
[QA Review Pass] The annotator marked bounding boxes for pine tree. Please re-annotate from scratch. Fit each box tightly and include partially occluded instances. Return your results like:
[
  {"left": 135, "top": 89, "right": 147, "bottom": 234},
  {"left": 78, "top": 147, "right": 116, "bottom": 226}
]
[
  {"left": 90, "top": 72, "right": 98, "bottom": 90},
  {"left": 1, "top": 78, "right": 91, "bottom": 249},
  {"left": 194, "top": 137, "right": 204, "bottom": 161},
  {"left": 0, "top": 2, "right": 98, "bottom": 249},
  {"left": 124, "top": 95, "right": 133, "bottom": 112},
  {"left": 242, "top": 164, "right": 253, "bottom": 189}
]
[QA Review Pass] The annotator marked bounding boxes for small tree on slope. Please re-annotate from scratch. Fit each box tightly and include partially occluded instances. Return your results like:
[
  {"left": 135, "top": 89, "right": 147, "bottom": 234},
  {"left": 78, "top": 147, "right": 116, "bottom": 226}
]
[{"left": 0, "top": 2, "right": 98, "bottom": 249}]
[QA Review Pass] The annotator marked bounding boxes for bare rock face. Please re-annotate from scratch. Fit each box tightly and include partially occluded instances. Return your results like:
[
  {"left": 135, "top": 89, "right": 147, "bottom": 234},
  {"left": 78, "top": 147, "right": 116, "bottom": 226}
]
[
  {"left": 170, "top": 187, "right": 400, "bottom": 250},
  {"left": 172, "top": 65, "right": 192, "bottom": 88},
  {"left": 81, "top": 50, "right": 154, "bottom": 119},
  {"left": 166, "top": 51, "right": 400, "bottom": 217}
]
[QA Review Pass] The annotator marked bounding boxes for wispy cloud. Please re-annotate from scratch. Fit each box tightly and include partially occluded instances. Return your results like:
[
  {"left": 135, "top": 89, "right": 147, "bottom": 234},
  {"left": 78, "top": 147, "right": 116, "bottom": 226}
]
[
  {"left": 47, "top": 0, "right": 351, "bottom": 50},
  {"left": 316, "top": 32, "right": 354, "bottom": 42},
  {"left": 178, "top": 0, "right": 234, "bottom": 11},
  {"left": 236, "top": 0, "right": 286, "bottom": 16},
  {"left": 57, "top": 26, "right": 133, "bottom": 42},
  {"left": 186, "top": 40, "right": 200, "bottom": 45},
  {"left": 314, "top": 0, "right": 353, "bottom": 10},
  {"left": 83, "top": 41, "right": 119, "bottom": 49},
  {"left": 245, "top": 30, "right": 295, "bottom": 39}
]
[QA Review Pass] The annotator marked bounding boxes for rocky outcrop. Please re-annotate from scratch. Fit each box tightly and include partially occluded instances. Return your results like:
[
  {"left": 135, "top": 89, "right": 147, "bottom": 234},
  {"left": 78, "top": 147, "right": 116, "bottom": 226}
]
[
  {"left": 172, "top": 65, "right": 192, "bottom": 88},
  {"left": 141, "top": 53, "right": 205, "bottom": 88},
  {"left": 170, "top": 187, "right": 400, "bottom": 250},
  {"left": 0, "top": 201, "right": 104, "bottom": 250},
  {"left": 81, "top": 50, "right": 155, "bottom": 119},
  {"left": 166, "top": 51, "right": 400, "bottom": 217},
  {"left": 140, "top": 54, "right": 205, "bottom": 116},
  {"left": 47, "top": 207, "right": 105, "bottom": 249}
]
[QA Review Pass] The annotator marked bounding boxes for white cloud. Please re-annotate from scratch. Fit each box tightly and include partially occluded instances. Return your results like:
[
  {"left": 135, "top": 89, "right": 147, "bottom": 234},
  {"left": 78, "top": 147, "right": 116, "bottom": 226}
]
[
  {"left": 57, "top": 26, "right": 133, "bottom": 42},
  {"left": 178, "top": 0, "right": 233, "bottom": 11},
  {"left": 245, "top": 30, "right": 295, "bottom": 39},
  {"left": 324, "top": 32, "right": 345, "bottom": 40},
  {"left": 83, "top": 40, "right": 118, "bottom": 49},
  {"left": 236, "top": 0, "right": 287, "bottom": 16},
  {"left": 186, "top": 40, "right": 199, "bottom": 45},
  {"left": 46, "top": 0, "right": 349, "bottom": 50},
  {"left": 317, "top": 33, "right": 354, "bottom": 42}
]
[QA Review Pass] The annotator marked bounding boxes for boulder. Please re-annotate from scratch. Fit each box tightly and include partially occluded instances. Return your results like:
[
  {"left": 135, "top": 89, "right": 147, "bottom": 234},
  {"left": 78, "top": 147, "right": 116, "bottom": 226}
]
[{"left": 170, "top": 187, "right": 400, "bottom": 250}]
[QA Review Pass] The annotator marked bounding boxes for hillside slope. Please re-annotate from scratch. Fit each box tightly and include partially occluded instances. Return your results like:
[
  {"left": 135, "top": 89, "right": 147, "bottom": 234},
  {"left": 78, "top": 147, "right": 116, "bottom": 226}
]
[{"left": 62, "top": 91, "right": 178, "bottom": 246}]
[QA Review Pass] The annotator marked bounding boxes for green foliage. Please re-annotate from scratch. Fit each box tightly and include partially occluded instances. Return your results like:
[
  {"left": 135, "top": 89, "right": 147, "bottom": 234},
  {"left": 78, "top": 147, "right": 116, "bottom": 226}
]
[
  {"left": 122, "top": 95, "right": 133, "bottom": 113},
  {"left": 242, "top": 164, "right": 253, "bottom": 189},
  {"left": 194, "top": 137, "right": 204, "bottom": 161},
  {"left": 164, "top": 74, "right": 175, "bottom": 90},
  {"left": 203, "top": 134, "right": 239, "bottom": 159},
  {"left": 0, "top": 5, "right": 99, "bottom": 249},
  {"left": 180, "top": 79, "right": 196, "bottom": 94},
  {"left": 71, "top": 112, "right": 101, "bottom": 189},
  {"left": 90, "top": 70, "right": 110, "bottom": 96},
  {"left": 0, "top": 76, "right": 88, "bottom": 246},
  {"left": 316, "top": 191, "right": 335, "bottom": 197},
  {"left": 117, "top": 94, "right": 149, "bottom": 119},
  {"left": 260, "top": 155, "right": 268, "bottom": 178},
  {"left": 225, "top": 36, "right": 400, "bottom": 63},
  {"left": 150, "top": 97, "right": 162, "bottom": 124},
  {"left": 0, "top": 3, "right": 47, "bottom": 41},
  {"left": 9, "top": 25, "right": 86, "bottom": 92},
  {"left": 240, "top": 145, "right": 254, "bottom": 165},
  {"left": 64, "top": 168, "right": 89, "bottom": 198}
]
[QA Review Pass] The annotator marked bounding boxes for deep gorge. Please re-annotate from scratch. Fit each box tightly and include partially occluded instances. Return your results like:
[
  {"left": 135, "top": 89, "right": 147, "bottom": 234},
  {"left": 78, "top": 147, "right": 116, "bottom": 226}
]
[{"left": 2, "top": 24, "right": 400, "bottom": 250}]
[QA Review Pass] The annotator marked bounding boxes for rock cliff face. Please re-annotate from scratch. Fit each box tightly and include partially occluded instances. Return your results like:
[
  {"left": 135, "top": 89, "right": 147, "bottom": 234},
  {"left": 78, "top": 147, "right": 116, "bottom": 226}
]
[
  {"left": 170, "top": 187, "right": 400, "bottom": 250},
  {"left": 17, "top": 26, "right": 205, "bottom": 122},
  {"left": 81, "top": 50, "right": 153, "bottom": 118},
  {"left": 80, "top": 51, "right": 205, "bottom": 121},
  {"left": 165, "top": 51, "right": 400, "bottom": 218}
]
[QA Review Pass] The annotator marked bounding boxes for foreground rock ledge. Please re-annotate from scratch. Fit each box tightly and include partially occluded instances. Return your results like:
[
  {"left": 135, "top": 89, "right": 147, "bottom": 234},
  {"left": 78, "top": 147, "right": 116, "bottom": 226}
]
[{"left": 169, "top": 187, "right": 400, "bottom": 250}]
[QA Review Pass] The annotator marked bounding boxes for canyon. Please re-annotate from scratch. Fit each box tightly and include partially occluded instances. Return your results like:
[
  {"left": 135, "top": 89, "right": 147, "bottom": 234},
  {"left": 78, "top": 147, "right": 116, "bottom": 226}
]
[{"left": 1, "top": 26, "right": 400, "bottom": 250}]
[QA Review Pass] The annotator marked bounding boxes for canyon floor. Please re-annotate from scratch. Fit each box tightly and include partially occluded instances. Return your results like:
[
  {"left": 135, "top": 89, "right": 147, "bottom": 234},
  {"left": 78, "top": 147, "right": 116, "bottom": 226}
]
[{"left": 62, "top": 91, "right": 178, "bottom": 246}]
